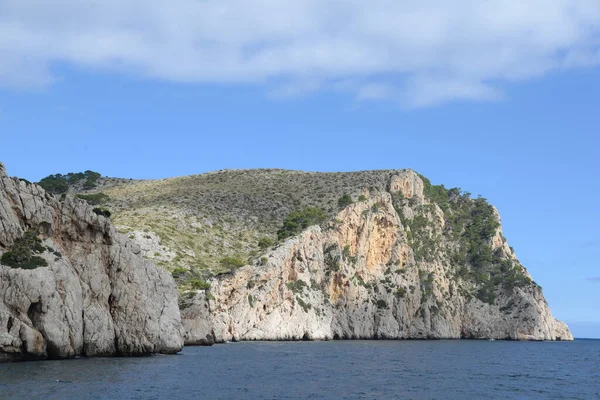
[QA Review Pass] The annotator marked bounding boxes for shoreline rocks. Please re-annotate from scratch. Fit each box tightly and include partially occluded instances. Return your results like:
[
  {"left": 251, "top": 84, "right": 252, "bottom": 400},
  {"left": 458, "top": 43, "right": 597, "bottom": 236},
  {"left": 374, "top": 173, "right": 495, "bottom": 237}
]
[{"left": 0, "top": 164, "right": 183, "bottom": 362}]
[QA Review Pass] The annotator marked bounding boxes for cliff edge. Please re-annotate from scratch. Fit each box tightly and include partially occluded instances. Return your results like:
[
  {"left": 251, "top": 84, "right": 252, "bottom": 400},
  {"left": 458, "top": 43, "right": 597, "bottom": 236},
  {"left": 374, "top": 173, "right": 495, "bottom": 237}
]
[
  {"left": 0, "top": 162, "right": 183, "bottom": 361},
  {"left": 181, "top": 171, "right": 572, "bottom": 343}
]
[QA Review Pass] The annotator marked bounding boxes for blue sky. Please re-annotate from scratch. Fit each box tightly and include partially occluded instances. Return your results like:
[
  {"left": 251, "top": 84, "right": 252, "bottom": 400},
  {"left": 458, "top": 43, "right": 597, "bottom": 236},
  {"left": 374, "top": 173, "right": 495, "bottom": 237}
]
[{"left": 1, "top": 1, "right": 599, "bottom": 338}]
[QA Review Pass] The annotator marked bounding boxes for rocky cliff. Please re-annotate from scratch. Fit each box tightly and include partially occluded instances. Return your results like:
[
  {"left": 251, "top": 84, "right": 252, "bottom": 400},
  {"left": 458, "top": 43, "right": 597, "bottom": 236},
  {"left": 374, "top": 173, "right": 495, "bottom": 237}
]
[
  {"left": 180, "top": 171, "right": 572, "bottom": 343},
  {"left": 0, "top": 162, "right": 183, "bottom": 362}
]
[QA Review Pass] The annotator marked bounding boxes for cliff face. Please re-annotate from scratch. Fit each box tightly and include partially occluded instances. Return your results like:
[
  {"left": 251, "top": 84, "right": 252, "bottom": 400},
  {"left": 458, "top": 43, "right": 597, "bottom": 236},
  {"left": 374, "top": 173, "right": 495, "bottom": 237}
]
[
  {"left": 0, "top": 162, "right": 183, "bottom": 361},
  {"left": 181, "top": 171, "right": 572, "bottom": 343}
]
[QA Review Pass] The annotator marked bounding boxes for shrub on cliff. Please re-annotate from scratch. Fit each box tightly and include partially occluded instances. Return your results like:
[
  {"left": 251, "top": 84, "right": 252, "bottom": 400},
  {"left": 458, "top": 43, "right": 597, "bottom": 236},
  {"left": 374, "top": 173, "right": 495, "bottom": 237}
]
[
  {"left": 337, "top": 194, "right": 353, "bottom": 209},
  {"left": 189, "top": 278, "right": 211, "bottom": 290},
  {"left": 93, "top": 207, "right": 112, "bottom": 218},
  {"left": 77, "top": 192, "right": 110, "bottom": 205},
  {"left": 286, "top": 280, "right": 308, "bottom": 293},
  {"left": 398, "top": 176, "right": 533, "bottom": 303},
  {"left": 219, "top": 256, "right": 245, "bottom": 270},
  {"left": 0, "top": 230, "right": 48, "bottom": 269},
  {"left": 277, "top": 207, "right": 327, "bottom": 240},
  {"left": 257, "top": 237, "right": 275, "bottom": 250}
]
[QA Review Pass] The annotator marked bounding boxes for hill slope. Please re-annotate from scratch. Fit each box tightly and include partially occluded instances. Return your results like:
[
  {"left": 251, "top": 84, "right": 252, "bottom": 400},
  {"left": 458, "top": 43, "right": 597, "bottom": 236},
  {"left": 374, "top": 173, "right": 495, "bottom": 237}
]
[
  {"left": 87, "top": 169, "right": 415, "bottom": 278},
  {"left": 69, "top": 168, "right": 571, "bottom": 341}
]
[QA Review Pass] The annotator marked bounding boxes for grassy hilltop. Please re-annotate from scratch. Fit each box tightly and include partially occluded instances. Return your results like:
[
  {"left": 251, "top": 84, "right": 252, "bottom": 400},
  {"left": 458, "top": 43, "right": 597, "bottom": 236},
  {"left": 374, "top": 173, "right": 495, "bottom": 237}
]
[{"left": 79, "top": 169, "right": 405, "bottom": 272}]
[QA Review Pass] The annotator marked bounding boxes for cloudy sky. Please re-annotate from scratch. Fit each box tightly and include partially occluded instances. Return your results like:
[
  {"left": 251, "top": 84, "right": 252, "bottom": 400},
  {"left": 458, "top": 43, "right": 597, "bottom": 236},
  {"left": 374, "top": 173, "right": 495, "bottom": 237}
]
[
  {"left": 1, "top": 1, "right": 599, "bottom": 337},
  {"left": 2, "top": 0, "right": 600, "bottom": 105}
]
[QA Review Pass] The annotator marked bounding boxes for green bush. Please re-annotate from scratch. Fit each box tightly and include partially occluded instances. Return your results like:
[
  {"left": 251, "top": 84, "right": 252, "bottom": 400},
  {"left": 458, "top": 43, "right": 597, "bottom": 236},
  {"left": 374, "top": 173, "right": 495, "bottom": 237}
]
[
  {"left": 0, "top": 230, "right": 48, "bottom": 269},
  {"left": 296, "top": 296, "right": 311, "bottom": 313},
  {"left": 38, "top": 170, "right": 102, "bottom": 195},
  {"left": 77, "top": 193, "right": 110, "bottom": 205},
  {"left": 189, "top": 278, "right": 211, "bottom": 290},
  {"left": 171, "top": 267, "right": 187, "bottom": 278},
  {"left": 92, "top": 207, "right": 111, "bottom": 218},
  {"left": 38, "top": 175, "right": 69, "bottom": 194},
  {"left": 257, "top": 237, "right": 275, "bottom": 249},
  {"left": 277, "top": 207, "right": 327, "bottom": 240},
  {"left": 337, "top": 194, "right": 353, "bottom": 209},
  {"left": 376, "top": 299, "right": 388, "bottom": 310},
  {"left": 82, "top": 171, "right": 101, "bottom": 189},
  {"left": 219, "top": 256, "right": 245, "bottom": 270},
  {"left": 286, "top": 280, "right": 308, "bottom": 293},
  {"left": 395, "top": 287, "right": 407, "bottom": 298}
]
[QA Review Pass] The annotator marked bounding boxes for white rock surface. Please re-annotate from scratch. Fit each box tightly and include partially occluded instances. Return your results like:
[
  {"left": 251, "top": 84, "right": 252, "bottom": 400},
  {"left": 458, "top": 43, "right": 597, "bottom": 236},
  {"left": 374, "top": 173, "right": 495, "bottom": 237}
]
[
  {"left": 0, "top": 162, "right": 183, "bottom": 361},
  {"left": 181, "top": 174, "right": 572, "bottom": 344},
  {"left": 123, "top": 230, "right": 177, "bottom": 263}
]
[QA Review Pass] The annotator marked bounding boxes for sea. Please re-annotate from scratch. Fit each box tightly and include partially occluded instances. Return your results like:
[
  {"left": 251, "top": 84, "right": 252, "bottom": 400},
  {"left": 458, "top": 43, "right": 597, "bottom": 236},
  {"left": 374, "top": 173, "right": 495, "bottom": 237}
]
[{"left": 1, "top": 339, "right": 599, "bottom": 399}]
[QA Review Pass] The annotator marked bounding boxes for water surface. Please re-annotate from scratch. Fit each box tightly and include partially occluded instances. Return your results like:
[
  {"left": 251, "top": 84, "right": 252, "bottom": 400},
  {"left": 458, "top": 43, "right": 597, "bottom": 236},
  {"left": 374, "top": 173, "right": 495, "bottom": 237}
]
[{"left": 1, "top": 340, "right": 599, "bottom": 399}]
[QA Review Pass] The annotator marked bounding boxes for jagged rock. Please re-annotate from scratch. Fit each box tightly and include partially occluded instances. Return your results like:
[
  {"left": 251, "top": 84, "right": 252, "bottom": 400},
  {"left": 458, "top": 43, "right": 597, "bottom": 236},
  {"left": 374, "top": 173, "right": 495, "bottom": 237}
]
[
  {"left": 388, "top": 170, "right": 424, "bottom": 201},
  {"left": 181, "top": 174, "right": 572, "bottom": 343},
  {"left": 0, "top": 162, "right": 183, "bottom": 362}
]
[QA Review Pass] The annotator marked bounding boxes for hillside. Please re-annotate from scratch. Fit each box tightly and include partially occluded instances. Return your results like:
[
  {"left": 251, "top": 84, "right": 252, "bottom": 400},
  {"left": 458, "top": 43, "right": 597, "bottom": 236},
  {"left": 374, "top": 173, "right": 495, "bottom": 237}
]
[
  {"left": 40, "top": 167, "right": 571, "bottom": 341},
  {"left": 79, "top": 169, "right": 414, "bottom": 278}
]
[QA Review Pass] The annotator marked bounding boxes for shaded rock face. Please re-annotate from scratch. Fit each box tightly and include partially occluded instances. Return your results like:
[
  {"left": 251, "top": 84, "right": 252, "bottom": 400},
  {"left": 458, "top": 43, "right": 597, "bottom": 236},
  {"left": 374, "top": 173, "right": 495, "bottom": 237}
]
[
  {"left": 0, "top": 162, "right": 183, "bottom": 361},
  {"left": 181, "top": 172, "right": 572, "bottom": 343}
]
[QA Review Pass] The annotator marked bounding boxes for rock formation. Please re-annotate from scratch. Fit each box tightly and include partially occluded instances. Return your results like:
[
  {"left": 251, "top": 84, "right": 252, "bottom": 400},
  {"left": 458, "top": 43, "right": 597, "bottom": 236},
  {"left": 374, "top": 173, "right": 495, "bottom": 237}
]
[
  {"left": 0, "top": 162, "right": 183, "bottom": 361},
  {"left": 181, "top": 171, "right": 572, "bottom": 343},
  {"left": 3, "top": 160, "right": 569, "bottom": 359}
]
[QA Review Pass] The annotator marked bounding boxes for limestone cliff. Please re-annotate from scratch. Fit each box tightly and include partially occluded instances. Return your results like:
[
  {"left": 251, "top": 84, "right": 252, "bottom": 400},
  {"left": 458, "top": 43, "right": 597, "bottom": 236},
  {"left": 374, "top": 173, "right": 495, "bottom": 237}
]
[
  {"left": 181, "top": 171, "right": 572, "bottom": 343},
  {"left": 0, "top": 162, "right": 183, "bottom": 361}
]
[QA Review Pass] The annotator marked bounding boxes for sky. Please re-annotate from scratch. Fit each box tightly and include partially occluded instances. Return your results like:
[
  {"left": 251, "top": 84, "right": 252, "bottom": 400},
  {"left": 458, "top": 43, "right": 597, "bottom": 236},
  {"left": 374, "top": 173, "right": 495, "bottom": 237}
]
[{"left": 1, "top": 1, "right": 599, "bottom": 338}]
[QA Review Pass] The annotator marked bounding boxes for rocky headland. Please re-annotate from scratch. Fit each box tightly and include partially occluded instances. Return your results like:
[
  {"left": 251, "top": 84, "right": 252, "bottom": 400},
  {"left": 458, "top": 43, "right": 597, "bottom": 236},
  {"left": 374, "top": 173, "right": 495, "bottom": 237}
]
[
  {"left": 1, "top": 163, "right": 572, "bottom": 362},
  {"left": 178, "top": 171, "right": 572, "bottom": 344},
  {"left": 0, "top": 162, "right": 183, "bottom": 361}
]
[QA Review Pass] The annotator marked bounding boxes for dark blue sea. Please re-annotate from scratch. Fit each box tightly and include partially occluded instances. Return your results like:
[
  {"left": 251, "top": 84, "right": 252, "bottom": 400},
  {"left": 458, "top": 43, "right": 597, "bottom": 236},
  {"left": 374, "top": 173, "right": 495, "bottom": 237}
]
[{"left": 1, "top": 340, "right": 599, "bottom": 399}]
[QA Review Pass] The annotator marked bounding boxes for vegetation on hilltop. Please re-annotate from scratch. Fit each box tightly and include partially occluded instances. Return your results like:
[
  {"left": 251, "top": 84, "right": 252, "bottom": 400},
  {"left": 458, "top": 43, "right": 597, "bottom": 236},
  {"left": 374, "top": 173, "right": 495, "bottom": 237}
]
[{"left": 38, "top": 170, "right": 101, "bottom": 194}]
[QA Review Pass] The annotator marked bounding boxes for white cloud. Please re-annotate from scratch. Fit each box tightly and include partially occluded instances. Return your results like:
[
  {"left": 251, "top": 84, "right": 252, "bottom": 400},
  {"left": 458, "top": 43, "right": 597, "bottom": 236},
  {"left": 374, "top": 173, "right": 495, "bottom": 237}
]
[
  {"left": 1, "top": 0, "right": 599, "bottom": 106},
  {"left": 404, "top": 76, "right": 504, "bottom": 108},
  {"left": 355, "top": 83, "right": 394, "bottom": 101}
]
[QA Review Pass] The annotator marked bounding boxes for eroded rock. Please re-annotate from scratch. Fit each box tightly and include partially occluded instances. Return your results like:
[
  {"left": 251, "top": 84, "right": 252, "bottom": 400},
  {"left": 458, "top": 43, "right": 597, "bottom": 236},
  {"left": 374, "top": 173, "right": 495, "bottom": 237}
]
[
  {"left": 182, "top": 176, "right": 572, "bottom": 343},
  {"left": 0, "top": 164, "right": 183, "bottom": 361}
]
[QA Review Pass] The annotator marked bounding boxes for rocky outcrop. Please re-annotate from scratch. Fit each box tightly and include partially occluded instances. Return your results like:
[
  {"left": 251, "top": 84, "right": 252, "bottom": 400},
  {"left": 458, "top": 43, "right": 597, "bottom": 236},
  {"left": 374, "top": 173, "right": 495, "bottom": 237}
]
[
  {"left": 0, "top": 162, "right": 183, "bottom": 362},
  {"left": 387, "top": 170, "right": 424, "bottom": 202},
  {"left": 181, "top": 172, "right": 572, "bottom": 343}
]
